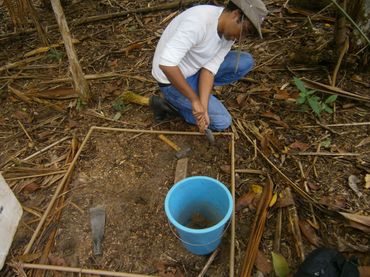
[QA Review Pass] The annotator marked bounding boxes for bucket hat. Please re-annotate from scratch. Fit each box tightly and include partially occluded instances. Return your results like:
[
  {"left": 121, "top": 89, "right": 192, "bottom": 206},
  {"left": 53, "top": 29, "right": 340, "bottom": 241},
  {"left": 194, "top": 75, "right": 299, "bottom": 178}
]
[{"left": 231, "top": 0, "right": 268, "bottom": 38}]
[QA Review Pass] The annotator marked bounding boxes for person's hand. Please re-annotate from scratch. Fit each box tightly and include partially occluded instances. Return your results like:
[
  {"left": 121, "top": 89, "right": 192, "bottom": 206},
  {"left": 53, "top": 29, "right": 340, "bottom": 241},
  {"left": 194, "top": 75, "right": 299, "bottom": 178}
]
[{"left": 191, "top": 99, "right": 208, "bottom": 133}]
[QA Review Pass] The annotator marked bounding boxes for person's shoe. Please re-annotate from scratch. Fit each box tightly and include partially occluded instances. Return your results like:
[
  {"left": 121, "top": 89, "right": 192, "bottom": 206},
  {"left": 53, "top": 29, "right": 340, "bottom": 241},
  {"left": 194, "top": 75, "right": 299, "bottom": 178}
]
[{"left": 149, "top": 96, "right": 179, "bottom": 122}]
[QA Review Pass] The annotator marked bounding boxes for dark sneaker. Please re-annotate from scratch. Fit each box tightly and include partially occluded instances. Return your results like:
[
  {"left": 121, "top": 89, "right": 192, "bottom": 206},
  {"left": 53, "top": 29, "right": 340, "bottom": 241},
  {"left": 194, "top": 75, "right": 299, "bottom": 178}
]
[{"left": 149, "top": 96, "right": 179, "bottom": 122}]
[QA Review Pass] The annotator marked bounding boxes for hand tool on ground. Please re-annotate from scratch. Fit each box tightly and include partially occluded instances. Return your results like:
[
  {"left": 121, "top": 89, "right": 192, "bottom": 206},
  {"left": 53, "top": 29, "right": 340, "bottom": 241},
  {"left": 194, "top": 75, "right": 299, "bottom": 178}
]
[
  {"left": 205, "top": 128, "right": 215, "bottom": 144},
  {"left": 158, "top": 134, "right": 191, "bottom": 159},
  {"left": 90, "top": 205, "right": 106, "bottom": 256}
]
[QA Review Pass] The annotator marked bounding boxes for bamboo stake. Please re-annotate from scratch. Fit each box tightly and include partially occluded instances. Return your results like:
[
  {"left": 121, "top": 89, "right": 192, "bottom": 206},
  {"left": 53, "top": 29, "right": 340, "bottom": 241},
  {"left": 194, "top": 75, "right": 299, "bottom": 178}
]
[
  {"left": 22, "top": 136, "right": 70, "bottom": 161},
  {"left": 292, "top": 152, "right": 359, "bottom": 156},
  {"left": 5, "top": 170, "right": 67, "bottom": 181},
  {"left": 230, "top": 132, "right": 235, "bottom": 277},
  {"left": 198, "top": 249, "right": 219, "bottom": 277},
  {"left": 240, "top": 175, "right": 273, "bottom": 277},
  {"left": 299, "top": 122, "right": 370, "bottom": 128},
  {"left": 22, "top": 263, "right": 155, "bottom": 277}
]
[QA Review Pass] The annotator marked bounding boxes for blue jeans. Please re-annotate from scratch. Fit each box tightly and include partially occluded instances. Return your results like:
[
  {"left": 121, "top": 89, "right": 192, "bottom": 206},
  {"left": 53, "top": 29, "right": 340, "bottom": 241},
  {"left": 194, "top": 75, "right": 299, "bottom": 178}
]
[{"left": 159, "top": 51, "right": 254, "bottom": 131}]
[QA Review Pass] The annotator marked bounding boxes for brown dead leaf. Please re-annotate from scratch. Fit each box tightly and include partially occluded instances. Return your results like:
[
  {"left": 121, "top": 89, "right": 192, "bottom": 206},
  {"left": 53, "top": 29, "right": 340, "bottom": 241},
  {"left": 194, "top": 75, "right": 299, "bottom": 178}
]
[
  {"left": 277, "top": 190, "right": 295, "bottom": 208},
  {"left": 14, "top": 111, "right": 33, "bottom": 123},
  {"left": 319, "top": 195, "right": 346, "bottom": 211},
  {"left": 299, "top": 220, "right": 321, "bottom": 246},
  {"left": 27, "top": 88, "right": 78, "bottom": 100},
  {"left": 307, "top": 182, "right": 321, "bottom": 190},
  {"left": 48, "top": 255, "right": 66, "bottom": 266},
  {"left": 340, "top": 212, "right": 370, "bottom": 228},
  {"left": 271, "top": 120, "right": 289, "bottom": 129},
  {"left": 236, "top": 191, "right": 257, "bottom": 211},
  {"left": 289, "top": 141, "right": 309, "bottom": 151},
  {"left": 16, "top": 252, "right": 41, "bottom": 263},
  {"left": 261, "top": 111, "right": 281, "bottom": 121},
  {"left": 21, "top": 182, "right": 40, "bottom": 193},
  {"left": 255, "top": 250, "right": 272, "bottom": 274},
  {"left": 220, "top": 165, "right": 231, "bottom": 174},
  {"left": 236, "top": 94, "right": 248, "bottom": 106},
  {"left": 274, "top": 89, "right": 290, "bottom": 100}
]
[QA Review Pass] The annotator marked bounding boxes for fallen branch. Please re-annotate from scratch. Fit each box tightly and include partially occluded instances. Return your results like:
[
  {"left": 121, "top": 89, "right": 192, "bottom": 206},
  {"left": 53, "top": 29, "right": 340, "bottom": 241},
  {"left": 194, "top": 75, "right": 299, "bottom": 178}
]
[
  {"left": 40, "top": 72, "right": 156, "bottom": 84},
  {"left": 0, "top": 56, "right": 43, "bottom": 73},
  {"left": 301, "top": 78, "right": 370, "bottom": 102},
  {"left": 240, "top": 175, "right": 273, "bottom": 276},
  {"left": 198, "top": 249, "right": 219, "bottom": 277}
]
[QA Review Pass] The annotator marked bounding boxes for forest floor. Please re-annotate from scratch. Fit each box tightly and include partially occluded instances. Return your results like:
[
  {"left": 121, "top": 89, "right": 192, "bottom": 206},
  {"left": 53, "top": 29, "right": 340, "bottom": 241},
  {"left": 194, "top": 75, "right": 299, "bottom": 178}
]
[{"left": 0, "top": 0, "right": 369, "bottom": 276}]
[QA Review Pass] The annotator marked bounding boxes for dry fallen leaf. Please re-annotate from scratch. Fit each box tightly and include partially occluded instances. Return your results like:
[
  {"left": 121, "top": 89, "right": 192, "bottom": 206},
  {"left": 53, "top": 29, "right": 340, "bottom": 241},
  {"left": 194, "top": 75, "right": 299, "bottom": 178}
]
[
  {"left": 365, "top": 174, "right": 370, "bottom": 189},
  {"left": 319, "top": 195, "right": 346, "bottom": 211},
  {"left": 299, "top": 220, "right": 321, "bottom": 246},
  {"left": 255, "top": 250, "right": 272, "bottom": 274},
  {"left": 348, "top": 175, "right": 363, "bottom": 197},
  {"left": 356, "top": 136, "right": 370, "bottom": 148},
  {"left": 236, "top": 191, "right": 257, "bottom": 211},
  {"left": 220, "top": 165, "right": 231, "bottom": 174},
  {"left": 289, "top": 141, "right": 309, "bottom": 151},
  {"left": 21, "top": 182, "right": 40, "bottom": 193},
  {"left": 307, "top": 182, "right": 321, "bottom": 191}
]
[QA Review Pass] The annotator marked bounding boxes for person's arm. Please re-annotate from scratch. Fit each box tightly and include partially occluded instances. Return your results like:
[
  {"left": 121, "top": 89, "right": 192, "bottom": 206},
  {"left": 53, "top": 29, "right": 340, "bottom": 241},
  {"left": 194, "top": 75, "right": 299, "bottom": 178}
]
[
  {"left": 159, "top": 65, "right": 207, "bottom": 130},
  {"left": 198, "top": 68, "right": 215, "bottom": 128}
]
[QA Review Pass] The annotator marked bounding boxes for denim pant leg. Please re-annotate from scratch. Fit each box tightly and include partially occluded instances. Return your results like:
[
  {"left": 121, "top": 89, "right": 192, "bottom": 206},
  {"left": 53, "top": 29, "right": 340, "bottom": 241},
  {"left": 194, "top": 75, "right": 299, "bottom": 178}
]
[
  {"left": 214, "top": 51, "right": 254, "bottom": 86},
  {"left": 159, "top": 51, "right": 254, "bottom": 131}
]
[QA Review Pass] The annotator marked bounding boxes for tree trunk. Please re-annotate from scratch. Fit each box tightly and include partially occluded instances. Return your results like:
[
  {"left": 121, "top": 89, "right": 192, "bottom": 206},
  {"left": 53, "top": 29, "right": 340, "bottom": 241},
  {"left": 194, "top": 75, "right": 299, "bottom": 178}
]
[{"left": 50, "top": 0, "right": 91, "bottom": 103}]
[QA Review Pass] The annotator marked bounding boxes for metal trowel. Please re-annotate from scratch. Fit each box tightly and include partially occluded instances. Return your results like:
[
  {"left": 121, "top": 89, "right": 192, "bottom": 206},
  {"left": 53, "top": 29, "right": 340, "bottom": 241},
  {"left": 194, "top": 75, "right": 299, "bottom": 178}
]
[
  {"left": 205, "top": 128, "right": 215, "bottom": 145},
  {"left": 90, "top": 206, "right": 106, "bottom": 255}
]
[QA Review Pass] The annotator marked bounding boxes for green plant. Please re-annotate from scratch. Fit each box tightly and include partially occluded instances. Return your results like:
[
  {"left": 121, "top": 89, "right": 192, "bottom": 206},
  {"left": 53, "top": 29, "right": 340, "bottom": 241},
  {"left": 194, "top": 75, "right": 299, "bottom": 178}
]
[
  {"left": 76, "top": 98, "right": 87, "bottom": 111},
  {"left": 112, "top": 98, "right": 125, "bottom": 121},
  {"left": 294, "top": 77, "right": 337, "bottom": 117},
  {"left": 47, "top": 48, "right": 63, "bottom": 62}
]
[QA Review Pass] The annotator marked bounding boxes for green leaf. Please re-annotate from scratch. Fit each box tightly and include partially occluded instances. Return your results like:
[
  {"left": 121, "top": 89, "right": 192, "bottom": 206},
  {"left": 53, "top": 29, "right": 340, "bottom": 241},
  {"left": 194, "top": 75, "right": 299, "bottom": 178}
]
[
  {"left": 325, "top": 95, "right": 338, "bottom": 104},
  {"left": 308, "top": 97, "right": 322, "bottom": 117},
  {"left": 322, "top": 103, "right": 333, "bottom": 113},
  {"left": 307, "top": 90, "right": 316, "bottom": 96},
  {"left": 296, "top": 95, "right": 306, "bottom": 104},
  {"left": 113, "top": 112, "right": 121, "bottom": 121},
  {"left": 293, "top": 77, "right": 307, "bottom": 94},
  {"left": 272, "top": 252, "right": 290, "bottom": 277},
  {"left": 112, "top": 99, "right": 125, "bottom": 111},
  {"left": 321, "top": 138, "right": 332, "bottom": 148}
]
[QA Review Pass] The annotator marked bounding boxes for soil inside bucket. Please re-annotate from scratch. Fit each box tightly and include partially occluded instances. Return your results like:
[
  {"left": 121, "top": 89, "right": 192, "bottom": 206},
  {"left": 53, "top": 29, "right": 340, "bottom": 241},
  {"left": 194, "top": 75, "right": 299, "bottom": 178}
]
[{"left": 186, "top": 212, "right": 216, "bottom": 229}]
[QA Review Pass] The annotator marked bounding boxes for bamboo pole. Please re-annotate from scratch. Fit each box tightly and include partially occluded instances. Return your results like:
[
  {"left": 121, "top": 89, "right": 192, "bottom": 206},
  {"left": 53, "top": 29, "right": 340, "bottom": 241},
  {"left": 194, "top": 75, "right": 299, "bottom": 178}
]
[
  {"left": 230, "top": 133, "right": 235, "bottom": 277},
  {"left": 50, "top": 0, "right": 90, "bottom": 102},
  {"left": 22, "top": 263, "right": 155, "bottom": 277}
]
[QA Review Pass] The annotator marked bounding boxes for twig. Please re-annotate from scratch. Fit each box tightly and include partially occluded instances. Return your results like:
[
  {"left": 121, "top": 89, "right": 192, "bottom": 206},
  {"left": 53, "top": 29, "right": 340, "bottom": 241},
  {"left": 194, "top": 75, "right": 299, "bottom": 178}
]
[
  {"left": 291, "top": 152, "right": 359, "bottom": 156},
  {"left": 298, "top": 161, "right": 318, "bottom": 228},
  {"left": 299, "top": 122, "right": 370, "bottom": 128},
  {"left": 273, "top": 208, "right": 282, "bottom": 252},
  {"left": 197, "top": 249, "right": 219, "bottom": 277},
  {"left": 332, "top": 37, "right": 349, "bottom": 86},
  {"left": 0, "top": 56, "right": 44, "bottom": 73},
  {"left": 301, "top": 78, "right": 370, "bottom": 102},
  {"left": 17, "top": 120, "right": 33, "bottom": 142},
  {"left": 235, "top": 169, "right": 265, "bottom": 175},
  {"left": 5, "top": 170, "right": 67, "bottom": 181},
  {"left": 22, "top": 136, "right": 70, "bottom": 161},
  {"left": 330, "top": 0, "right": 370, "bottom": 46},
  {"left": 284, "top": 187, "right": 305, "bottom": 261}
]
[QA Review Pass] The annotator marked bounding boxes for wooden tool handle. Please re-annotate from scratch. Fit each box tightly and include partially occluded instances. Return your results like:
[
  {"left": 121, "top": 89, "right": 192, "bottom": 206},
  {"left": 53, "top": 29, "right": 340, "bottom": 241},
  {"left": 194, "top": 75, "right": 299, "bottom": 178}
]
[{"left": 158, "top": 134, "right": 180, "bottom": 152}]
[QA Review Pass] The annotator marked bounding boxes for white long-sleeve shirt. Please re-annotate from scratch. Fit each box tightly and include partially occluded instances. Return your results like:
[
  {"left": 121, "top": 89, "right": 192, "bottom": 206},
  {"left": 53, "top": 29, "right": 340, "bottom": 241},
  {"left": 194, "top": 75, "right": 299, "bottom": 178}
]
[{"left": 152, "top": 5, "right": 234, "bottom": 84}]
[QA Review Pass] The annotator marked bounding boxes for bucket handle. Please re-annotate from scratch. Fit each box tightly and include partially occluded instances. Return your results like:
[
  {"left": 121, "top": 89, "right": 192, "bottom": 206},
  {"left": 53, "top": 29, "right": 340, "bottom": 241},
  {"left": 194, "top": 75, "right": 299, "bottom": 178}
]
[{"left": 167, "top": 219, "right": 232, "bottom": 247}]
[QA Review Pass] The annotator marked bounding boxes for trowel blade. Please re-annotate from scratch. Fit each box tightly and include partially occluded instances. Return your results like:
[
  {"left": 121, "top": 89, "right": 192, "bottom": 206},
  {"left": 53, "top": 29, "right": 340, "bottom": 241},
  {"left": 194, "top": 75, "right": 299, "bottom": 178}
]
[{"left": 90, "top": 206, "right": 106, "bottom": 256}]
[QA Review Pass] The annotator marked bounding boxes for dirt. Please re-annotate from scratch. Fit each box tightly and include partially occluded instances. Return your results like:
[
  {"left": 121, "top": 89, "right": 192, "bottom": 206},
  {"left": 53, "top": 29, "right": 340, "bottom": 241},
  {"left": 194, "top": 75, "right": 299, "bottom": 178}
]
[
  {"left": 0, "top": 0, "right": 370, "bottom": 276},
  {"left": 52, "top": 131, "right": 232, "bottom": 276}
]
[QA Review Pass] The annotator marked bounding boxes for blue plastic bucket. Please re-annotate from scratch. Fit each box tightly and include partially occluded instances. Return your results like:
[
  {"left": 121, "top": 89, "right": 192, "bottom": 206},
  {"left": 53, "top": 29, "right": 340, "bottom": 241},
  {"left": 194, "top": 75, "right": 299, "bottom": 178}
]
[{"left": 164, "top": 176, "right": 233, "bottom": 255}]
